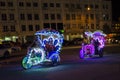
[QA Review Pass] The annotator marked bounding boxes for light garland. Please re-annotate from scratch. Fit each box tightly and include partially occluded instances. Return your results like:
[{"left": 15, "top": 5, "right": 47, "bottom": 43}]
[
  {"left": 22, "top": 29, "right": 64, "bottom": 69},
  {"left": 80, "top": 30, "right": 106, "bottom": 59}
]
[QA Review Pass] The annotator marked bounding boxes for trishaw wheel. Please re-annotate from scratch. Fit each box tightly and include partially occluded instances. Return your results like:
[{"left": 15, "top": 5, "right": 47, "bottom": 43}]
[
  {"left": 99, "top": 52, "right": 103, "bottom": 58},
  {"left": 22, "top": 56, "right": 32, "bottom": 70},
  {"left": 98, "top": 48, "right": 103, "bottom": 58},
  {"left": 51, "top": 54, "right": 60, "bottom": 66},
  {"left": 79, "top": 50, "right": 84, "bottom": 59}
]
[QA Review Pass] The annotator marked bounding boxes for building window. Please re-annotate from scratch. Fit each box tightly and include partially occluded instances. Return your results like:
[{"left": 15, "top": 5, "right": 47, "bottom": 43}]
[
  {"left": 56, "top": 3, "right": 60, "bottom": 7},
  {"left": 28, "top": 25, "right": 33, "bottom": 31},
  {"left": 57, "top": 23, "right": 63, "bottom": 30},
  {"left": 51, "top": 14, "right": 55, "bottom": 20},
  {"left": 1, "top": 14, "right": 7, "bottom": 20},
  {"left": 43, "top": 3, "right": 48, "bottom": 8},
  {"left": 57, "top": 14, "right": 61, "bottom": 20},
  {"left": 10, "top": 25, "right": 16, "bottom": 32},
  {"left": 90, "top": 14, "right": 94, "bottom": 20},
  {"left": 84, "top": 4, "right": 88, "bottom": 8},
  {"left": 33, "top": 2, "right": 38, "bottom": 7},
  {"left": 44, "top": 23, "right": 50, "bottom": 28},
  {"left": 20, "top": 14, "right": 25, "bottom": 20},
  {"left": 96, "top": 24, "right": 99, "bottom": 29},
  {"left": 71, "top": 4, "right": 75, "bottom": 8},
  {"left": 86, "top": 24, "right": 89, "bottom": 29},
  {"left": 86, "top": 14, "right": 89, "bottom": 19},
  {"left": 103, "top": 4, "right": 108, "bottom": 9},
  {"left": 8, "top": 2, "right": 13, "bottom": 7},
  {"left": 103, "top": 14, "right": 109, "bottom": 21},
  {"left": 21, "top": 25, "right": 26, "bottom": 31},
  {"left": 66, "top": 24, "right": 70, "bottom": 29},
  {"left": 27, "top": 14, "right": 32, "bottom": 20},
  {"left": 35, "top": 25, "right": 40, "bottom": 31},
  {"left": 51, "top": 23, "right": 56, "bottom": 30},
  {"left": 90, "top": 4, "right": 94, "bottom": 8},
  {"left": 76, "top": 4, "right": 81, "bottom": 9},
  {"left": 66, "top": 14, "right": 70, "bottom": 20},
  {"left": 72, "top": 14, "right": 76, "bottom": 20},
  {"left": 95, "top": 14, "right": 99, "bottom": 20},
  {"left": 78, "top": 24, "right": 83, "bottom": 29},
  {"left": 106, "top": 5, "right": 108, "bottom": 9},
  {"left": 34, "top": 14, "right": 39, "bottom": 20},
  {"left": 50, "top": 3, "right": 54, "bottom": 7},
  {"left": 44, "top": 14, "right": 49, "bottom": 20},
  {"left": 78, "top": 14, "right": 81, "bottom": 20},
  {"left": 95, "top": 4, "right": 99, "bottom": 9},
  {"left": 72, "top": 24, "right": 76, "bottom": 28},
  {"left": 19, "top": 2, "right": 24, "bottom": 7},
  {"left": 0, "top": 1, "right": 5, "bottom": 6},
  {"left": 9, "top": 14, "right": 14, "bottom": 20},
  {"left": 65, "top": 3, "right": 69, "bottom": 8},
  {"left": 3, "top": 26, "right": 8, "bottom": 32},
  {"left": 91, "top": 24, "right": 94, "bottom": 29}
]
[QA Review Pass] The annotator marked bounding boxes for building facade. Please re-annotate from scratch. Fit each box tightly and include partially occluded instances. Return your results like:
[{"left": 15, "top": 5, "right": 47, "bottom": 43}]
[
  {"left": 0, "top": 0, "right": 112, "bottom": 43},
  {"left": 110, "top": 21, "right": 120, "bottom": 37}
]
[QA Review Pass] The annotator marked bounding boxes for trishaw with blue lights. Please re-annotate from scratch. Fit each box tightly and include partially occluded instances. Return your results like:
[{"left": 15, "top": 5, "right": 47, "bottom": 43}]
[{"left": 22, "top": 29, "right": 64, "bottom": 69}]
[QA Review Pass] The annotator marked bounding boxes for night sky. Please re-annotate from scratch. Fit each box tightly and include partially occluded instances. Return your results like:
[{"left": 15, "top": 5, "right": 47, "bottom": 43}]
[{"left": 112, "top": 0, "right": 120, "bottom": 21}]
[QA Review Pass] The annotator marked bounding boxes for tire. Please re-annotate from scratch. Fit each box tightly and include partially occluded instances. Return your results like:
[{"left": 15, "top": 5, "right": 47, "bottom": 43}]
[
  {"left": 79, "top": 49, "right": 84, "bottom": 59},
  {"left": 22, "top": 48, "right": 45, "bottom": 69},
  {"left": 22, "top": 56, "right": 32, "bottom": 70},
  {"left": 98, "top": 48, "right": 103, "bottom": 58},
  {"left": 50, "top": 54, "right": 60, "bottom": 66}
]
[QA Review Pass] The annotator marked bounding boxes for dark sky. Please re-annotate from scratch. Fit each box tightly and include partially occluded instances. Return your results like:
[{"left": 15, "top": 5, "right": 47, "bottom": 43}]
[{"left": 112, "top": 0, "right": 120, "bottom": 21}]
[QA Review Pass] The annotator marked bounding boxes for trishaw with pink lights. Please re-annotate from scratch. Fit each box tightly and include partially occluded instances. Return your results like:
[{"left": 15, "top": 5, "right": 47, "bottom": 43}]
[
  {"left": 79, "top": 30, "right": 106, "bottom": 59},
  {"left": 22, "top": 29, "right": 63, "bottom": 69}
]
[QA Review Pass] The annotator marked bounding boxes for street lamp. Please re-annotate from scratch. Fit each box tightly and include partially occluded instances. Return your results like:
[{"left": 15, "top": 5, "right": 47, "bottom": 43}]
[{"left": 87, "top": 7, "right": 90, "bottom": 11}]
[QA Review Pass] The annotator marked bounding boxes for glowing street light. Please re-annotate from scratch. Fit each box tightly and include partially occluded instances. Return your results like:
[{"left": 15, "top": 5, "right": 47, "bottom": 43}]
[{"left": 87, "top": 7, "right": 90, "bottom": 11}]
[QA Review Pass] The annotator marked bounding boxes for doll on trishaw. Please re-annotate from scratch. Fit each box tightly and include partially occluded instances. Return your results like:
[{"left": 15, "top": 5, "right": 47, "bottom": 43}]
[
  {"left": 79, "top": 30, "right": 106, "bottom": 59},
  {"left": 22, "top": 29, "right": 64, "bottom": 69}
]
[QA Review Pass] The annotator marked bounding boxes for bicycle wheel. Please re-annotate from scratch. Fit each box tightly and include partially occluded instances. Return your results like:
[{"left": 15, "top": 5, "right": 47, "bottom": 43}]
[{"left": 22, "top": 56, "right": 32, "bottom": 69}]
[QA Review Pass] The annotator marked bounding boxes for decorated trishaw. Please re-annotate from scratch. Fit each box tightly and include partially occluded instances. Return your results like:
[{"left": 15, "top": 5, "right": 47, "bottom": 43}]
[
  {"left": 79, "top": 30, "right": 106, "bottom": 59},
  {"left": 22, "top": 29, "right": 64, "bottom": 69}
]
